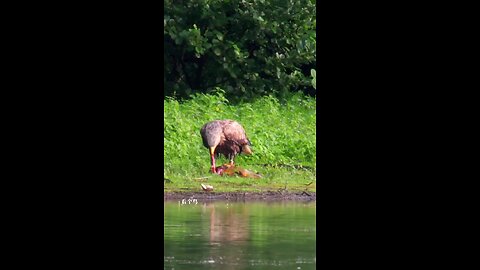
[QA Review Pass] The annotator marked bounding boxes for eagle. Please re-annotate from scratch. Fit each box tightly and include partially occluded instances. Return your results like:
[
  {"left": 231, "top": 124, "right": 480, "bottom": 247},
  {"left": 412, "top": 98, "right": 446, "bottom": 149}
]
[{"left": 200, "top": 120, "right": 252, "bottom": 174}]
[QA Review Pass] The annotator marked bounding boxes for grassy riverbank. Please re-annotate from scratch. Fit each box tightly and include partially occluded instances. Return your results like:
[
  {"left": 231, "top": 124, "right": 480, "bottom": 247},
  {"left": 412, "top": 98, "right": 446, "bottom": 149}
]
[{"left": 164, "top": 91, "right": 316, "bottom": 193}]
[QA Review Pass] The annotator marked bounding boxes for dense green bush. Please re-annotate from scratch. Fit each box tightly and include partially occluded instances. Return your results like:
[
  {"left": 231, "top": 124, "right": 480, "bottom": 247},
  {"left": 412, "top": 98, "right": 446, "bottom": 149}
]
[{"left": 164, "top": 0, "right": 316, "bottom": 102}]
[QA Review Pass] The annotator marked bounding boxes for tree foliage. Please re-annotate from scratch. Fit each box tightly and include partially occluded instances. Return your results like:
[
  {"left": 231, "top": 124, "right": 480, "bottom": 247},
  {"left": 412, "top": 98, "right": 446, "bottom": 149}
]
[{"left": 164, "top": 0, "right": 316, "bottom": 102}]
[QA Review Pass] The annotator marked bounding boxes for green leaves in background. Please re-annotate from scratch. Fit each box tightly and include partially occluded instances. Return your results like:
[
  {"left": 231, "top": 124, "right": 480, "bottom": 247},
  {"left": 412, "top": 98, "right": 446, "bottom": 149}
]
[
  {"left": 164, "top": 0, "right": 316, "bottom": 102},
  {"left": 311, "top": 69, "right": 316, "bottom": 90}
]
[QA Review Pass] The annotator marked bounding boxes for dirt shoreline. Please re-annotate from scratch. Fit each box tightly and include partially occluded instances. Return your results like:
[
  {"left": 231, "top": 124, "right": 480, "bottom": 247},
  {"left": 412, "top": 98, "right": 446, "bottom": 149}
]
[{"left": 164, "top": 191, "right": 316, "bottom": 201}]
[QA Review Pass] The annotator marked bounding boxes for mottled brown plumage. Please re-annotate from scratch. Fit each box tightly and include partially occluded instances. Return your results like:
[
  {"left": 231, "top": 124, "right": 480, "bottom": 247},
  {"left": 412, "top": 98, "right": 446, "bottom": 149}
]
[{"left": 200, "top": 120, "right": 252, "bottom": 174}]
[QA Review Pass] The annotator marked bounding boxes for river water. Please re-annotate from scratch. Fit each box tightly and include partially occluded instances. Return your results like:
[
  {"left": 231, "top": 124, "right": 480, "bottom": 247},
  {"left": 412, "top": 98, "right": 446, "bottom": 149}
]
[{"left": 164, "top": 200, "right": 316, "bottom": 269}]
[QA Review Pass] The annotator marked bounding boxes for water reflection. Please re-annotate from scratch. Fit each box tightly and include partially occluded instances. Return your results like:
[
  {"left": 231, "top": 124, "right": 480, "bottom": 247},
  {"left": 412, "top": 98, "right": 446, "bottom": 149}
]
[
  {"left": 207, "top": 202, "right": 249, "bottom": 242},
  {"left": 204, "top": 202, "right": 250, "bottom": 269},
  {"left": 164, "top": 200, "right": 316, "bottom": 269}
]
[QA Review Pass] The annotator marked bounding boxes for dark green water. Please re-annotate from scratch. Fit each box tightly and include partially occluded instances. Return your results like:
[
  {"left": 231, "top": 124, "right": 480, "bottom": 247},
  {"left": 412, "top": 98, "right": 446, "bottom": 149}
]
[{"left": 164, "top": 200, "right": 316, "bottom": 269}]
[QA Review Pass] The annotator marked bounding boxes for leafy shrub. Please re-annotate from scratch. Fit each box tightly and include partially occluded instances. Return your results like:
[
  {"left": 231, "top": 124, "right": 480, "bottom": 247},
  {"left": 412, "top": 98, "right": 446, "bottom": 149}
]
[{"left": 164, "top": 0, "right": 316, "bottom": 102}]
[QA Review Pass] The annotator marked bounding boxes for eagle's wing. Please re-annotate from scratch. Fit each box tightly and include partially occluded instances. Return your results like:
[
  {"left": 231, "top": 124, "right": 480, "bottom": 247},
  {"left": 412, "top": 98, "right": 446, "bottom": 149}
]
[{"left": 222, "top": 121, "right": 249, "bottom": 146}]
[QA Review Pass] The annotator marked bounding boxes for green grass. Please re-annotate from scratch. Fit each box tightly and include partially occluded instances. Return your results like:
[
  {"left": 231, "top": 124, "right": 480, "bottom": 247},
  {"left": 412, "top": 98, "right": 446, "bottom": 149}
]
[{"left": 164, "top": 91, "right": 316, "bottom": 193}]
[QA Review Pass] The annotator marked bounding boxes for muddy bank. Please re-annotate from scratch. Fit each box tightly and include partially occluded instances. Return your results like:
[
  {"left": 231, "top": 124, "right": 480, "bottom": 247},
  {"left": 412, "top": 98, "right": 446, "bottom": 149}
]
[{"left": 164, "top": 191, "right": 316, "bottom": 201}]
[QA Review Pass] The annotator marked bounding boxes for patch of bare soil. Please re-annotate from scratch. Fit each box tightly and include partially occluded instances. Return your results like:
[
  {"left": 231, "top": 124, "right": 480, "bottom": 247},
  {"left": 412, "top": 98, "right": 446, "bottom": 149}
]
[{"left": 164, "top": 191, "right": 316, "bottom": 202}]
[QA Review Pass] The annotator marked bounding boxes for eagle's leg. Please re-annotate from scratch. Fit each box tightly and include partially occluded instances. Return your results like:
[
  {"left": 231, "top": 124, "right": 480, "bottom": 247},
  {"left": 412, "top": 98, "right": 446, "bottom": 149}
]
[
  {"left": 229, "top": 153, "right": 235, "bottom": 166},
  {"left": 209, "top": 147, "right": 217, "bottom": 173}
]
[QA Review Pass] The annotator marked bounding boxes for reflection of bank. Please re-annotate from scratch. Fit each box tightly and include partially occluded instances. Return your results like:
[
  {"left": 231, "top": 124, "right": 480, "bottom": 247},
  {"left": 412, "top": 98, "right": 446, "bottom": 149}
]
[{"left": 203, "top": 202, "right": 250, "bottom": 268}]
